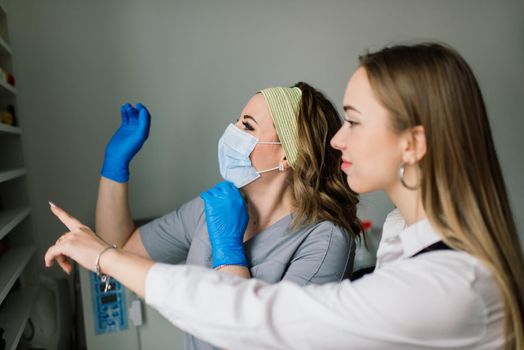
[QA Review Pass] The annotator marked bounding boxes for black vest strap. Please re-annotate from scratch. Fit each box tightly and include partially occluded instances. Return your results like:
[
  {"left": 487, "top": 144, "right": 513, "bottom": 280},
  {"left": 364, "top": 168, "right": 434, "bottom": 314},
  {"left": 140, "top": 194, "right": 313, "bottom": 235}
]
[
  {"left": 348, "top": 241, "right": 452, "bottom": 281},
  {"left": 410, "top": 240, "right": 451, "bottom": 258}
]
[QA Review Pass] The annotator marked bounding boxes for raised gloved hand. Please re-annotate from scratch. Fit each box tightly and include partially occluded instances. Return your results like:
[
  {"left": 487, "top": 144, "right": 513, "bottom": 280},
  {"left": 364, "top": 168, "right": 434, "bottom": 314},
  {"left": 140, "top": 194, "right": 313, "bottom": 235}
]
[
  {"left": 200, "top": 181, "right": 249, "bottom": 268},
  {"left": 101, "top": 103, "right": 151, "bottom": 183}
]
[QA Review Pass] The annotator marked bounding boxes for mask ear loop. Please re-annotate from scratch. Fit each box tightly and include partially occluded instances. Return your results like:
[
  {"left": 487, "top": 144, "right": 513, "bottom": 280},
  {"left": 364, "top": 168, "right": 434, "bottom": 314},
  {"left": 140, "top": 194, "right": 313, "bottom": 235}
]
[
  {"left": 254, "top": 140, "right": 284, "bottom": 173},
  {"left": 257, "top": 163, "right": 283, "bottom": 174},
  {"left": 257, "top": 141, "right": 281, "bottom": 145}
]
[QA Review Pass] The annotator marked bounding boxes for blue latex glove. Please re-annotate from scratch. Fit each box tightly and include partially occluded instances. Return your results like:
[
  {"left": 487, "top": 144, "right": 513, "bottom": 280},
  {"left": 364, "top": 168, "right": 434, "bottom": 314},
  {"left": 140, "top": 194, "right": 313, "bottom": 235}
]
[
  {"left": 101, "top": 103, "right": 151, "bottom": 183},
  {"left": 200, "top": 181, "right": 249, "bottom": 268}
]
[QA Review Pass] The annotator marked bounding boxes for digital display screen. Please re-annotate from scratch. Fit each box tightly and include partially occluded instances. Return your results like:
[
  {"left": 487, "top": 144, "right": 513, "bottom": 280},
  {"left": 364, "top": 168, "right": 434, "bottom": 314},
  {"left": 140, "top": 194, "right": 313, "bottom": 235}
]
[{"left": 101, "top": 294, "right": 117, "bottom": 304}]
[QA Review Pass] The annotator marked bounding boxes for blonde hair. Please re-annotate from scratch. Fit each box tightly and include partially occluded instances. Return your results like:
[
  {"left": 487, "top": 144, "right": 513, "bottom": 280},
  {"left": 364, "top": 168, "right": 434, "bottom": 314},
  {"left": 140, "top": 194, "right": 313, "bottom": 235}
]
[{"left": 359, "top": 43, "right": 524, "bottom": 349}]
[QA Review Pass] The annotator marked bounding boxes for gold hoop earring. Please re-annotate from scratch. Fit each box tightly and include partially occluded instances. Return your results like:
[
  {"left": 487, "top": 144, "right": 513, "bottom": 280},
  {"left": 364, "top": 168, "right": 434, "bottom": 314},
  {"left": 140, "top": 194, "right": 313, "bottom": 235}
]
[{"left": 399, "top": 163, "right": 420, "bottom": 190}]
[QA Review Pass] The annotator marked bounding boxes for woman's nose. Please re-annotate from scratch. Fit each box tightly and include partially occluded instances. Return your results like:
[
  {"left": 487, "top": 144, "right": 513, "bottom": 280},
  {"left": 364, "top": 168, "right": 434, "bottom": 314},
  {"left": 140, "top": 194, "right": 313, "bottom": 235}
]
[{"left": 330, "top": 128, "right": 345, "bottom": 151}]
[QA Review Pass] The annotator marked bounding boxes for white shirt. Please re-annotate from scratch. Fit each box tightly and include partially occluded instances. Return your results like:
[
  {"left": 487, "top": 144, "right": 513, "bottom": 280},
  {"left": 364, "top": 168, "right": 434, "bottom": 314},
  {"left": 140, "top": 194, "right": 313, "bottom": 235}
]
[{"left": 145, "top": 209, "right": 505, "bottom": 350}]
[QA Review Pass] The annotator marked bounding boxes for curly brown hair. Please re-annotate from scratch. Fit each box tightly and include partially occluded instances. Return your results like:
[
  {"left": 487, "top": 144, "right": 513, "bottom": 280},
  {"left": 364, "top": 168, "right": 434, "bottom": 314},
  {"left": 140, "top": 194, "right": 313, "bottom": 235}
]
[{"left": 289, "top": 82, "right": 362, "bottom": 241}]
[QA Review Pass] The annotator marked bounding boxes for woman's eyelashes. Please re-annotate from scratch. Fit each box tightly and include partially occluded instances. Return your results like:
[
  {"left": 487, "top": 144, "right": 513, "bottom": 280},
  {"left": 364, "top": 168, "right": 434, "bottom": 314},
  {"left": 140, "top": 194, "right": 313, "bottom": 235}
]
[
  {"left": 344, "top": 118, "right": 359, "bottom": 127},
  {"left": 242, "top": 120, "right": 255, "bottom": 131}
]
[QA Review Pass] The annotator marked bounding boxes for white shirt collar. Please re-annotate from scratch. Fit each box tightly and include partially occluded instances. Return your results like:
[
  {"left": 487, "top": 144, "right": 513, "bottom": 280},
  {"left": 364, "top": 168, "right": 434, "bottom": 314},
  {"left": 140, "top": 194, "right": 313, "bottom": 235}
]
[
  {"left": 379, "top": 208, "right": 443, "bottom": 260},
  {"left": 398, "top": 217, "right": 442, "bottom": 258}
]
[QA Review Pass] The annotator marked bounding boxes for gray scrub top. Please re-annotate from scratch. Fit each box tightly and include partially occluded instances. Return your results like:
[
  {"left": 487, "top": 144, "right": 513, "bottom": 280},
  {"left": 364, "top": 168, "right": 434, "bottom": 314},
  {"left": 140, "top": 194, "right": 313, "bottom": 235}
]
[{"left": 140, "top": 197, "right": 354, "bottom": 350}]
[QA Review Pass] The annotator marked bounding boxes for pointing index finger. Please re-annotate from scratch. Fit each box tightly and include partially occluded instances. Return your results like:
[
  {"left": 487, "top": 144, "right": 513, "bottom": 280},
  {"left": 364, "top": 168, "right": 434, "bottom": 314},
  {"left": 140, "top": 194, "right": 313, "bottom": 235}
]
[{"left": 49, "top": 202, "right": 85, "bottom": 231}]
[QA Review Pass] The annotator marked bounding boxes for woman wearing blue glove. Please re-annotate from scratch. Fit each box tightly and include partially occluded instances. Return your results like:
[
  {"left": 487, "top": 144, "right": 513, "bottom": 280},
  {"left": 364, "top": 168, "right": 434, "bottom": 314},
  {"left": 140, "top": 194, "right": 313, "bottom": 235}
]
[
  {"left": 90, "top": 82, "right": 361, "bottom": 349},
  {"left": 46, "top": 42, "right": 524, "bottom": 349}
]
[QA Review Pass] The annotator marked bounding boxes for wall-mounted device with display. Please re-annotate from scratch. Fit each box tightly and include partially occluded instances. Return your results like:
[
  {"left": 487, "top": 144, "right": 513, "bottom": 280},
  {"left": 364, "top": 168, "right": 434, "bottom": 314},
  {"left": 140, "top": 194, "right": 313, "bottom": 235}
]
[{"left": 90, "top": 272, "right": 128, "bottom": 335}]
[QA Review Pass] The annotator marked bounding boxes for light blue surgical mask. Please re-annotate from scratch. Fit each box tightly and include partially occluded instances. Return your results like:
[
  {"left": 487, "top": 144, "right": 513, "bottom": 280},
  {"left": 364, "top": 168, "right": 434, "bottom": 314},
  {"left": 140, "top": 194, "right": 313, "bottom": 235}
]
[{"left": 218, "top": 123, "right": 283, "bottom": 188}]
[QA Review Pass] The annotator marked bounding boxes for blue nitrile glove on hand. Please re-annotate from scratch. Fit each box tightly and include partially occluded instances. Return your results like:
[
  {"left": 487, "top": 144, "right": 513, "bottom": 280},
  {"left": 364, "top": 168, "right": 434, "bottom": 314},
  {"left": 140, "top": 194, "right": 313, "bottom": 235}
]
[
  {"left": 200, "top": 181, "right": 249, "bottom": 268},
  {"left": 101, "top": 103, "right": 151, "bottom": 183}
]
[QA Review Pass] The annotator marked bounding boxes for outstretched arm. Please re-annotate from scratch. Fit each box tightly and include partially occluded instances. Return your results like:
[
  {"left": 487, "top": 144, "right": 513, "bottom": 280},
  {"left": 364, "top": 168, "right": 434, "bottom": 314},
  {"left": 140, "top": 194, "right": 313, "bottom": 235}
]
[{"left": 96, "top": 103, "right": 151, "bottom": 252}]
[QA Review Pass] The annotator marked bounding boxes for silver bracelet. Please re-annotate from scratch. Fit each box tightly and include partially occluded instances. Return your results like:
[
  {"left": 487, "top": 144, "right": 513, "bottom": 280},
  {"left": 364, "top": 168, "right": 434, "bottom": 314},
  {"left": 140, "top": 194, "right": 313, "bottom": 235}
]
[{"left": 95, "top": 244, "right": 117, "bottom": 292}]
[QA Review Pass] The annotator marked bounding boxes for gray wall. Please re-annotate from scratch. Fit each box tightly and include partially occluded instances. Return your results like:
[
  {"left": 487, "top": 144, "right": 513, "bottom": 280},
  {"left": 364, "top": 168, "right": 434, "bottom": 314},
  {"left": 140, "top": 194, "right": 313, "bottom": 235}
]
[
  {"left": 7, "top": 0, "right": 523, "bottom": 266},
  {"left": 3, "top": 0, "right": 524, "bottom": 348}
]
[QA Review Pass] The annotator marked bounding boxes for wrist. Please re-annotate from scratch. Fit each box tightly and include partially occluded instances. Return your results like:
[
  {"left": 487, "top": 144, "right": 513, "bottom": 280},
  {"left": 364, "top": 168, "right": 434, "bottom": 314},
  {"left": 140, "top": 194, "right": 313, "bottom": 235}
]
[
  {"left": 101, "top": 157, "right": 130, "bottom": 183},
  {"left": 97, "top": 245, "right": 119, "bottom": 276},
  {"left": 212, "top": 245, "right": 248, "bottom": 269},
  {"left": 215, "top": 265, "right": 251, "bottom": 278}
]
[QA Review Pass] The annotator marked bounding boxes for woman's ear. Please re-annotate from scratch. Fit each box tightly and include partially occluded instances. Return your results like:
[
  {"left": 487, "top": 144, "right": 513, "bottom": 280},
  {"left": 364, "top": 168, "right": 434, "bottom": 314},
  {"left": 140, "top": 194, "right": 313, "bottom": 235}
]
[
  {"left": 281, "top": 157, "right": 290, "bottom": 172},
  {"left": 401, "top": 125, "right": 427, "bottom": 165}
]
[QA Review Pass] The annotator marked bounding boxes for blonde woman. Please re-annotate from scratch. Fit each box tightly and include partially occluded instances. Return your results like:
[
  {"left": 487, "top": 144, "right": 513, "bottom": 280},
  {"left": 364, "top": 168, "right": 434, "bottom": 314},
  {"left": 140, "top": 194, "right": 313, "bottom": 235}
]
[
  {"left": 51, "top": 82, "right": 360, "bottom": 350},
  {"left": 46, "top": 43, "right": 523, "bottom": 349}
]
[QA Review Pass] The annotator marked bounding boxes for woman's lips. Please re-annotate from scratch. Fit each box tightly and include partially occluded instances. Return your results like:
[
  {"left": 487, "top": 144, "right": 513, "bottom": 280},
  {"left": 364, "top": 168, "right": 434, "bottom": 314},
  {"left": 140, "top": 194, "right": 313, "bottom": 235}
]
[{"left": 341, "top": 161, "right": 352, "bottom": 169}]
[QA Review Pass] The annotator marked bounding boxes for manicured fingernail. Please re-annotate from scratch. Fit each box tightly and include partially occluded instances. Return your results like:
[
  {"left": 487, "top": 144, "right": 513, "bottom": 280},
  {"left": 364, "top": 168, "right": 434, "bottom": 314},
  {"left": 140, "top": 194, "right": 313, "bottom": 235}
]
[{"left": 49, "top": 201, "right": 56, "bottom": 208}]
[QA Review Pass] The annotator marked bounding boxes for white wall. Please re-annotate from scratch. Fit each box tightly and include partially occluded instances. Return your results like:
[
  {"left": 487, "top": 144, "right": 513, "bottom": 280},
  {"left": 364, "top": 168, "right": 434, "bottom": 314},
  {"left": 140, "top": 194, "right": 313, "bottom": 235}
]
[{"left": 3, "top": 0, "right": 523, "bottom": 348}]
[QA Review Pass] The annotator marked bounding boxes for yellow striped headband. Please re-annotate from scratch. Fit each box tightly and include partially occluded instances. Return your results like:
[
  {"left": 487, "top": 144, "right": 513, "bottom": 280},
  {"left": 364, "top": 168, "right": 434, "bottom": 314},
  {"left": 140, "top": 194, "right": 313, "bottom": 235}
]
[{"left": 259, "top": 86, "right": 302, "bottom": 168}]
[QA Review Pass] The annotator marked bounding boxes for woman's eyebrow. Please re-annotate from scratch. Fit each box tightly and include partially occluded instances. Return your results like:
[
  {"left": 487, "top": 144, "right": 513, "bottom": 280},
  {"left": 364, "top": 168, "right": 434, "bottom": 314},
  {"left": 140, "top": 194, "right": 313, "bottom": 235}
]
[
  {"left": 343, "top": 105, "right": 362, "bottom": 114},
  {"left": 243, "top": 115, "right": 259, "bottom": 124}
]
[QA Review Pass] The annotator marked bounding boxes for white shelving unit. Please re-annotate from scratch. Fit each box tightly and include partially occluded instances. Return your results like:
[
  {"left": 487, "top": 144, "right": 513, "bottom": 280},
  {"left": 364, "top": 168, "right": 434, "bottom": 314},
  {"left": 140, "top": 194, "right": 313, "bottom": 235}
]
[
  {"left": 0, "top": 79, "right": 14, "bottom": 94},
  {"left": 0, "top": 207, "right": 31, "bottom": 241},
  {"left": 0, "top": 3, "right": 38, "bottom": 349},
  {"left": 0, "top": 287, "right": 39, "bottom": 350},
  {"left": 0, "top": 122, "right": 21, "bottom": 134},
  {"left": 0, "top": 246, "right": 35, "bottom": 304},
  {"left": 0, "top": 168, "right": 26, "bottom": 183}
]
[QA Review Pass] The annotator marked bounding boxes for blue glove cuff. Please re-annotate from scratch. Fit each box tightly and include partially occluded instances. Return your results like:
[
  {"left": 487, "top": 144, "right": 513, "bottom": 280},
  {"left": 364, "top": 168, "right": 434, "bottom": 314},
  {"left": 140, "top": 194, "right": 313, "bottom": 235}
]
[
  {"left": 212, "top": 244, "right": 248, "bottom": 269},
  {"left": 101, "top": 156, "right": 130, "bottom": 183}
]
